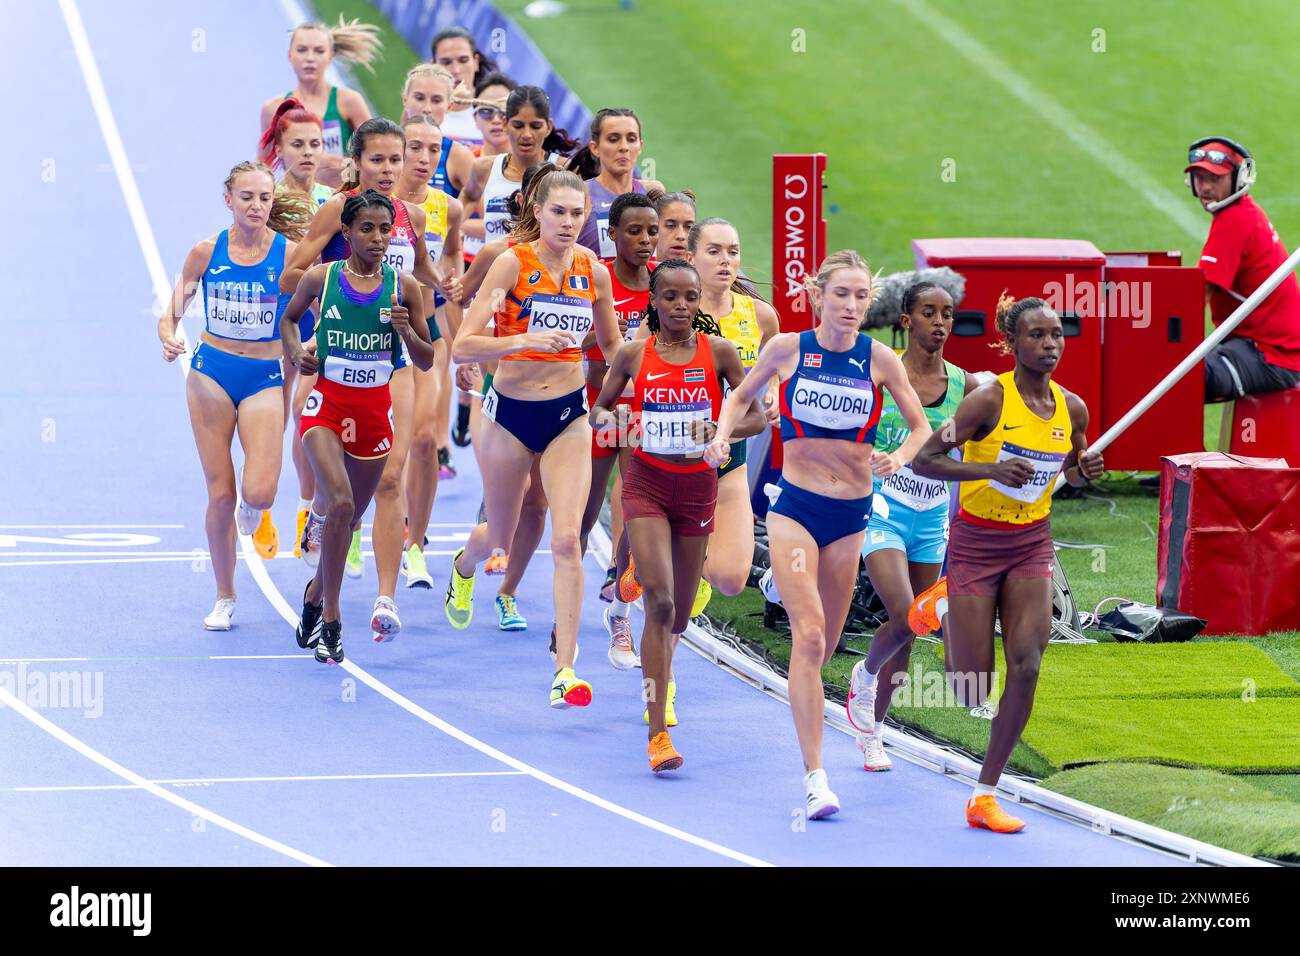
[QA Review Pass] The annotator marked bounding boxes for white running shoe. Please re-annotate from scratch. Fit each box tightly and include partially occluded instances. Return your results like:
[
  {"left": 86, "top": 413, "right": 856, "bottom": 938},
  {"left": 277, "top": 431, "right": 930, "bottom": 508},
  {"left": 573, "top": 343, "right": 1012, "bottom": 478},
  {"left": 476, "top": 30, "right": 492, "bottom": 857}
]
[
  {"left": 804, "top": 768, "right": 840, "bottom": 820},
  {"left": 234, "top": 468, "right": 260, "bottom": 535},
  {"left": 759, "top": 566, "right": 782, "bottom": 605},
  {"left": 203, "top": 597, "right": 236, "bottom": 631},
  {"left": 846, "top": 659, "right": 878, "bottom": 733},
  {"left": 604, "top": 607, "right": 639, "bottom": 669},
  {"left": 300, "top": 511, "right": 324, "bottom": 569},
  {"left": 856, "top": 731, "right": 893, "bottom": 772},
  {"left": 371, "top": 595, "right": 402, "bottom": 643}
]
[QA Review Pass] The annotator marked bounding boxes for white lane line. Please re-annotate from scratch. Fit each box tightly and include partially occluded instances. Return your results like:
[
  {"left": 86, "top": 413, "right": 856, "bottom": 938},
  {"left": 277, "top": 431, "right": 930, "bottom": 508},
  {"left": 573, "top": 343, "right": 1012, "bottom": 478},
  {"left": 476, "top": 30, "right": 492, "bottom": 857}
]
[
  {"left": 0, "top": 524, "right": 185, "bottom": 529},
  {"left": 0, "top": 681, "right": 329, "bottom": 867},
  {"left": 52, "top": 0, "right": 330, "bottom": 869},
  {"left": 889, "top": 0, "right": 1204, "bottom": 240},
  {"left": 0, "top": 655, "right": 306, "bottom": 663},
  {"left": 7, "top": 770, "right": 529, "bottom": 793}
]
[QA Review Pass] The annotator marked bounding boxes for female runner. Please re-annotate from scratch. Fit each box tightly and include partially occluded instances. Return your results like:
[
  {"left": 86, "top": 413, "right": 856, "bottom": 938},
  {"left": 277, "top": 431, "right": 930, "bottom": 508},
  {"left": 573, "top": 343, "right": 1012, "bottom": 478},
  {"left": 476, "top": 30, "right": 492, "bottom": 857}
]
[
  {"left": 259, "top": 17, "right": 376, "bottom": 188},
  {"left": 157, "top": 162, "right": 296, "bottom": 628},
  {"left": 908, "top": 292, "right": 1103, "bottom": 832},
  {"left": 430, "top": 26, "right": 500, "bottom": 147},
  {"left": 281, "top": 191, "right": 434, "bottom": 663},
  {"left": 594, "top": 260, "right": 764, "bottom": 771},
  {"left": 652, "top": 190, "right": 696, "bottom": 262},
  {"left": 706, "top": 250, "right": 930, "bottom": 818},
  {"left": 446, "top": 170, "right": 621, "bottom": 708},
  {"left": 568, "top": 108, "right": 662, "bottom": 257},
  {"left": 282, "top": 118, "right": 445, "bottom": 639}
]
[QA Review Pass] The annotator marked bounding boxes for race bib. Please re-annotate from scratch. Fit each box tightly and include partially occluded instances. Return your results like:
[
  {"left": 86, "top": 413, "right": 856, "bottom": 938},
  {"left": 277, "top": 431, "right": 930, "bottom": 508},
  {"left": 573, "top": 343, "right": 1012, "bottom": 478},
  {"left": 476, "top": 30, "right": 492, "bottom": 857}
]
[
  {"left": 526, "top": 292, "right": 594, "bottom": 346},
  {"left": 483, "top": 196, "right": 511, "bottom": 242},
  {"left": 426, "top": 231, "right": 445, "bottom": 265},
  {"left": 989, "top": 442, "right": 1067, "bottom": 503},
  {"left": 789, "top": 371, "right": 875, "bottom": 430},
  {"left": 302, "top": 389, "right": 323, "bottom": 418},
  {"left": 383, "top": 234, "right": 416, "bottom": 276},
  {"left": 206, "top": 280, "right": 278, "bottom": 340},
  {"left": 482, "top": 385, "right": 499, "bottom": 422},
  {"left": 321, "top": 119, "right": 343, "bottom": 156},
  {"left": 321, "top": 329, "right": 396, "bottom": 389},
  {"left": 639, "top": 400, "right": 710, "bottom": 455},
  {"left": 596, "top": 212, "right": 615, "bottom": 258},
  {"left": 880, "top": 463, "right": 949, "bottom": 511}
]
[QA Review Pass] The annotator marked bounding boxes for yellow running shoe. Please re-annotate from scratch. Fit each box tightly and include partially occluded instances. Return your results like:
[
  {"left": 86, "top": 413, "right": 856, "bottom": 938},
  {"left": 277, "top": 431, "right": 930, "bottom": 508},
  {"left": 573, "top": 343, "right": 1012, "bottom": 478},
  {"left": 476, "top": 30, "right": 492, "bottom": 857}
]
[
  {"left": 550, "top": 667, "right": 592, "bottom": 709},
  {"left": 908, "top": 576, "right": 948, "bottom": 635},
  {"left": 648, "top": 731, "right": 683, "bottom": 773},
  {"left": 444, "top": 547, "right": 475, "bottom": 629},
  {"left": 292, "top": 507, "right": 309, "bottom": 558},
  {"left": 966, "top": 794, "right": 1025, "bottom": 833},
  {"left": 345, "top": 528, "right": 364, "bottom": 579},
  {"left": 644, "top": 678, "right": 678, "bottom": 727},
  {"left": 252, "top": 510, "right": 278, "bottom": 560},
  {"left": 691, "top": 577, "right": 713, "bottom": 617}
]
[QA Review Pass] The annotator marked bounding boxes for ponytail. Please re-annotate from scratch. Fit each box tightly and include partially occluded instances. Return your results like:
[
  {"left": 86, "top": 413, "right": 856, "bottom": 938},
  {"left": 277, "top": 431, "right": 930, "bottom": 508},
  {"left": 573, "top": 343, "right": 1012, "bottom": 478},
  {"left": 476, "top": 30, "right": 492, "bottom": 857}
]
[
  {"left": 992, "top": 290, "right": 1049, "bottom": 355},
  {"left": 258, "top": 97, "right": 323, "bottom": 166},
  {"left": 291, "top": 17, "right": 382, "bottom": 72}
]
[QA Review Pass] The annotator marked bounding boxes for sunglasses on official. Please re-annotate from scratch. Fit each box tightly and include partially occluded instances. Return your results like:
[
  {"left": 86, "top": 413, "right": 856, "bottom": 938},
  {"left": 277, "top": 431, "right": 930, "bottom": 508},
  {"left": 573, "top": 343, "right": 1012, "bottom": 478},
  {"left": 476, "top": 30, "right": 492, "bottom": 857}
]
[{"left": 1189, "top": 147, "right": 1236, "bottom": 166}]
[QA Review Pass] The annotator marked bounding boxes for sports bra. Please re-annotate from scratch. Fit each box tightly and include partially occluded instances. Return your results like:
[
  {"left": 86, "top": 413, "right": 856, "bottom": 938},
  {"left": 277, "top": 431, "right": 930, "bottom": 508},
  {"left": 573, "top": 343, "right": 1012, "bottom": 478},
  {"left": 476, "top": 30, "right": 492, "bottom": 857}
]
[
  {"left": 779, "top": 329, "right": 881, "bottom": 444},
  {"left": 201, "top": 229, "right": 288, "bottom": 343},
  {"left": 495, "top": 243, "right": 598, "bottom": 363}
]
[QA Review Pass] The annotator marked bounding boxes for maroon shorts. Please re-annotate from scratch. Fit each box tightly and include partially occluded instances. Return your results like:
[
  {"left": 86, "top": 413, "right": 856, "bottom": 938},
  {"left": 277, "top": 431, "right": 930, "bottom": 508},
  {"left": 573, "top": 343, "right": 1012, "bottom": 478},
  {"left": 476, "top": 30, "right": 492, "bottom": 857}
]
[
  {"left": 621, "top": 450, "right": 718, "bottom": 537},
  {"left": 947, "top": 513, "right": 1055, "bottom": 598}
]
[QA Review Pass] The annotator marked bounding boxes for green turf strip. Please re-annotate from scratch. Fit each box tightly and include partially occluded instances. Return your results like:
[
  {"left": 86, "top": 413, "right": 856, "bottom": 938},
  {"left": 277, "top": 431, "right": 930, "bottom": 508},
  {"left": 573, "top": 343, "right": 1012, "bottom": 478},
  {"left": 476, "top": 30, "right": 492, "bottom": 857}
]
[{"left": 1042, "top": 764, "right": 1300, "bottom": 860}]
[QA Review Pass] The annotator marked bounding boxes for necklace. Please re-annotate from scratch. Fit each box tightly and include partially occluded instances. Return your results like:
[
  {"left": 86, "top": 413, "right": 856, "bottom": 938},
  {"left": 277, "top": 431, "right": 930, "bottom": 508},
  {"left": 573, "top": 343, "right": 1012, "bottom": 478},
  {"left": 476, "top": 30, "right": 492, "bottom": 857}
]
[
  {"left": 344, "top": 259, "right": 382, "bottom": 279},
  {"left": 655, "top": 330, "right": 694, "bottom": 348}
]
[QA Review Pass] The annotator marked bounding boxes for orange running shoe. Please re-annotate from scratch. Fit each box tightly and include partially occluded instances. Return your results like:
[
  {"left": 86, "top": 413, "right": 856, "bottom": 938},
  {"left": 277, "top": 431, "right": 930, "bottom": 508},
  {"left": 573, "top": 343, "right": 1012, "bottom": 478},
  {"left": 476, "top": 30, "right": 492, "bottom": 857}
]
[
  {"left": 966, "top": 794, "right": 1025, "bottom": 833},
  {"left": 618, "top": 555, "right": 642, "bottom": 603},
  {"left": 485, "top": 551, "right": 509, "bottom": 576},
  {"left": 648, "top": 731, "right": 683, "bottom": 773},
  {"left": 908, "top": 576, "right": 948, "bottom": 635}
]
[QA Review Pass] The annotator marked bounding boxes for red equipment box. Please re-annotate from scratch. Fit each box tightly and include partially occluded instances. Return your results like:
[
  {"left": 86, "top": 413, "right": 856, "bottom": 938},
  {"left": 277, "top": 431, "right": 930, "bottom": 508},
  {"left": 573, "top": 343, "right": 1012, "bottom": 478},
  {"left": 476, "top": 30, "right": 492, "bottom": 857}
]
[
  {"left": 1100, "top": 259, "right": 1205, "bottom": 470},
  {"left": 1228, "top": 386, "right": 1300, "bottom": 463},
  {"left": 771, "top": 154, "right": 827, "bottom": 333},
  {"left": 912, "top": 238, "right": 1104, "bottom": 441},
  {"left": 1157, "top": 452, "right": 1300, "bottom": 635}
]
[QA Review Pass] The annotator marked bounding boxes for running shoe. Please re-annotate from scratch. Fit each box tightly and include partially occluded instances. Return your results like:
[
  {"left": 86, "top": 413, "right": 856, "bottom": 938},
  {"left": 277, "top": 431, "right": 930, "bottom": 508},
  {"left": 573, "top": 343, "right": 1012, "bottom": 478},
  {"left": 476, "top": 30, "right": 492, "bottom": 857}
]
[
  {"left": 908, "top": 576, "right": 948, "bottom": 635},
  {"left": 643, "top": 679, "right": 677, "bottom": 727},
  {"left": 549, "top": 667, "right": 592, "bottom": 709},
  {"left": 438, "top": 446, "right": 457, "bottom": 480},
  {"left": 846, "top": 659, "right": 878, "bottom": 733},
  {"left": 758, "top": 566, "right": 782, "bottom": 605},
  {"left": 648, "top": 731, "right": 683, "bottom": 773},
  {"left": 691, "top": 577, "right": 713, "bottom": 618},
  {"left": 599, "top": 565, "right": 618, "bottom": 603},
  {"left": 804, "top": 768, "right": 840, "bottom": 820},
  {"left": 548, "top": 624, "right": 579, "bottom": 665},
  {"left": 300, "top": 510, "right": 324, "bottom": 569},
  {"left": 235, "top": 500, "right": 260, "bottom": 536},
  {"left": 295, "top": 582, "right": 323, "bottom": 650},
  {"left": 293, "top": 507, "right": 309, "bottom": 558},
  {"left": 345, "top": 528, "right": 364, "bottom": 579},
  {"left": 496, "top": 593, "right": 527, "bottom": 631},
  {"left": 444, "top": 547, "right": 475, "bottom": 629},
  {"left": 452, "top": 404, "right": 472, "bottom": 447},
  {"left": 203, "top": 597, "right": 236, "bottom": 631},
  {"left": 856, "top": 731, "right": 893, "bottom": 772},
  {"left": 604, "top": 607, "right": 639, "bottom": 669},
  {"left": 485, "top": 550, "right": 509, "bottom": 576},
  {"left": 403, "top": 544, "right": 433, "bottom": 589},
  {"left": 316, "top": 620, "right": 344, "bottom": 665},
  {"left": 618, "top": 555, "right": 642, "bottom": 602},
  {"left": 252, "top": 510, "right": 279, "bottom": 560},
  {"left": 371, "top": 595, "right": 401, "bottom": 643},
  {"left": 966, "top": 794, "right": 1025, "bottom": 833}
]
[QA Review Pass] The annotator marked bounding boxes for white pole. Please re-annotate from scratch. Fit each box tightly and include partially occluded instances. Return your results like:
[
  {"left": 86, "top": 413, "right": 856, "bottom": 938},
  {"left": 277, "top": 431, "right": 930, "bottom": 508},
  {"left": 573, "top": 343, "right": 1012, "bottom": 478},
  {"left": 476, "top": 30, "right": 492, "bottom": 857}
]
[{"left": 1054, "top": 244, "right": 1300, "bottom": 490}]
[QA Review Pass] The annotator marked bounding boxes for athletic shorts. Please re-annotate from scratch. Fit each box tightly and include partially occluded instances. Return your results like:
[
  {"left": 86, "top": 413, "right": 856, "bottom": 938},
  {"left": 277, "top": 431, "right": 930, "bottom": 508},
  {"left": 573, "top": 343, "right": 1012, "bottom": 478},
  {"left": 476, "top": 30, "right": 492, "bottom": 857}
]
[
  {"left": 483, "top": 384, "right": 587, "bottom": 454},
  {"left": 863, "top": 493, "right": 950, "bottom": 564},
  {"left": 191, "top": 343, "right": 282, "bottom": 407},
  {"left": 300, "top": 379, "right": 394, "bottom": 460},
  {"left": 586, "top": 381, "right": 631, "bottom": 459},
  {"left": 766, "top": 477, "right": 872, "bottom": 549},
  {"left": 947, "top": 512, "right": 1054, "bottom": 598},
  {"left": 621, "top": 450, "right": 718, "bottom": 537},
  {"left": 1204, "top": 335, "right": 1300, "bottom": 402},
  {"left": 717, "top": 436, "right": 748, "bottom": 478}
]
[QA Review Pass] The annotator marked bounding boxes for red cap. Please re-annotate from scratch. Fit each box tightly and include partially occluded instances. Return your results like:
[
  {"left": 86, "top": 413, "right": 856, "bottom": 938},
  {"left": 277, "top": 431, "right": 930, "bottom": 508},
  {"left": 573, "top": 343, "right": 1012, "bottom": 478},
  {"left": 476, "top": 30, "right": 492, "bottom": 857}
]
[{"left": 1185, "top": 141, "right": 1240, "bottom": 177}]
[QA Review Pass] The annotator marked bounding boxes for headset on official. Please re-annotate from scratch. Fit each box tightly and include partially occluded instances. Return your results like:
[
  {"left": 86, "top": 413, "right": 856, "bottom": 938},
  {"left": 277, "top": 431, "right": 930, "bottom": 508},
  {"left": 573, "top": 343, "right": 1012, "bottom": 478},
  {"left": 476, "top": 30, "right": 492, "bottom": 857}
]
[{"left": 1185, "top": 135, "right": 1256, "bottom": 212}]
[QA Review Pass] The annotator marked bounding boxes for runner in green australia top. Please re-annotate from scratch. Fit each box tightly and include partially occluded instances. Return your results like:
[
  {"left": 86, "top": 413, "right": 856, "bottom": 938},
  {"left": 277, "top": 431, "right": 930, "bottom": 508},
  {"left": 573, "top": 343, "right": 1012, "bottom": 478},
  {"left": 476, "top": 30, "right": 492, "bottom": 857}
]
[{"left": 842, "top": 281, "right": 975, "bottom": 771}]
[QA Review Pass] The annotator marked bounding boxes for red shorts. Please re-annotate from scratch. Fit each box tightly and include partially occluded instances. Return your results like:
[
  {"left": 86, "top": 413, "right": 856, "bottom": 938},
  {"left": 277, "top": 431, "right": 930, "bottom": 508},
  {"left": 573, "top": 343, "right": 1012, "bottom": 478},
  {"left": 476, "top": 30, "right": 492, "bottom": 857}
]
[
  {"left": 300, "top": 379, "right": 394, "bottom": 459},
  {"left": 947, "top": 513, "right": 1055, "bottom": 598},
  {"left": 621, "top": 450, "right": 718, "bottom": 537},
  {"left": 587, "top": 381, "right": 632, "bottom": 460}
]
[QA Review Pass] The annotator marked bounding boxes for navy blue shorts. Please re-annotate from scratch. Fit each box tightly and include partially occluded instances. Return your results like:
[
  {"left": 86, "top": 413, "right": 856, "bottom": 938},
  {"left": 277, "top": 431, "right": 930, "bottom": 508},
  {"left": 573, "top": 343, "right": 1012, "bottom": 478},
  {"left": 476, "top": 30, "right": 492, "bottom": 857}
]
[
  {"left": 190, "top": 343, "right": 283, "bottom": 407},
  {"left": 483, "top": 385, "right": 587, "bottom": 454},
  {"left": 767, "top": 477, "right": 873, "bottom": 549}
]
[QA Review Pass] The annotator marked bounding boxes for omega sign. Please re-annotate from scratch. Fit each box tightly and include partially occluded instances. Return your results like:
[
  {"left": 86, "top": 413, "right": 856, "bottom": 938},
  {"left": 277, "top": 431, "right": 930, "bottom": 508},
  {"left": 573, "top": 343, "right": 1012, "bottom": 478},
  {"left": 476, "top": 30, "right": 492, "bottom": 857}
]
[{"left": 771, "top": 154, "right": 827, "bottom": 333}]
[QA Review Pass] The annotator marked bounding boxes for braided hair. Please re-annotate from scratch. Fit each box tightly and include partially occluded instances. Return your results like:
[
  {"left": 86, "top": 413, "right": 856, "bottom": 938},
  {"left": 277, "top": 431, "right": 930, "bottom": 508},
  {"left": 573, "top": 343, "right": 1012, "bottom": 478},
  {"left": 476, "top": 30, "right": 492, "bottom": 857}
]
[
  {"left": 341, "top": 188, "right": 395, "bottom": 227},
  {"left": 643, "top": 259, "right": 722, "bottom": 337}
]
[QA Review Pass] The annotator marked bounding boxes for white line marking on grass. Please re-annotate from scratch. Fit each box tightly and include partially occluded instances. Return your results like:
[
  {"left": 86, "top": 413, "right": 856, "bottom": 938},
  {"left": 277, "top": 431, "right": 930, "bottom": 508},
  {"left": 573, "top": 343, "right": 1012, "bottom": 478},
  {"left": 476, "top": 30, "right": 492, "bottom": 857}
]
[
  {"left": 0, "top": 682, "right": 330, "bottom": 866},
  {"left": 890, "top": 0, "right": 1204, "bottom": 240},
  {"left": 8, "top": 770, "right": 529, "bottom": 793}
]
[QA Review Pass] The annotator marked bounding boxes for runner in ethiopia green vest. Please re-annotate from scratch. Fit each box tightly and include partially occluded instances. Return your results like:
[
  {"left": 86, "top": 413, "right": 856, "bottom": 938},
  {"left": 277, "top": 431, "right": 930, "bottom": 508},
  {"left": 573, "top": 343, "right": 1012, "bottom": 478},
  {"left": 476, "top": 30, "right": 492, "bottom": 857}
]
[
  {"left": 846, "top": 281, "right": 975, "bottom": 770},
  {"left": 278, "top": 191, "right": 435, "bottom": 667}
]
